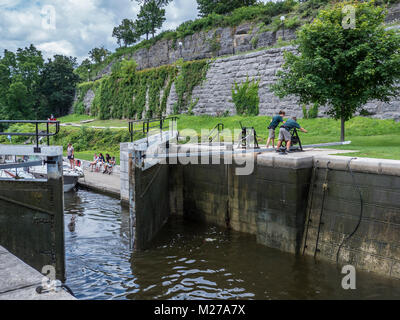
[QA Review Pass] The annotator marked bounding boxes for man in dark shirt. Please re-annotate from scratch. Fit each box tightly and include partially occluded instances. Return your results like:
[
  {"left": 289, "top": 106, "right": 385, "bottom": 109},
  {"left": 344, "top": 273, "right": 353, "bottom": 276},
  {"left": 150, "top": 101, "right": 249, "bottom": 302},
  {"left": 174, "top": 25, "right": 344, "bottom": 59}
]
[
  {"left": 276, "top": 117, "right": 308, "bottom": 152},
  {"left": 266, "top": 110, "right": 286, "bottom": 148}
]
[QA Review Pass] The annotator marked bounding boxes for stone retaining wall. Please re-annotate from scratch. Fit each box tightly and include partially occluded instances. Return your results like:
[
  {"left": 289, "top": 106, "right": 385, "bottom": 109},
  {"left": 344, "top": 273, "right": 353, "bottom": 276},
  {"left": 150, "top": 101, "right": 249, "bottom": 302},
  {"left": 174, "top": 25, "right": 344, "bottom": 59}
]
[{"left": 165, "top": 46, "right": 400, "bottom": 120}]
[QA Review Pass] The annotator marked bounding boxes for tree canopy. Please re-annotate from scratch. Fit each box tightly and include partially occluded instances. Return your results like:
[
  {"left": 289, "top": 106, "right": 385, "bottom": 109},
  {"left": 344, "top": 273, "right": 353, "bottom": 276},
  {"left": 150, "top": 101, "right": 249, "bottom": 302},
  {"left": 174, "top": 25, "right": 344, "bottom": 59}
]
[
  {"left": 113, "top": 18, "right": 139, "bottom": 47},
  {"left": 135, "top": 0, "right": 168, "bottom": 39},
  {"left": 272, "top": 1, "right": 400, "bottom": 141},
  {"left": 0, "top": 45, "right": 79, "bottom": 120},
  {"left": 196, "top": 0, "right": 257, "bottom": 17},
  {"left": 89, "top": 46, "right": 111, "bottom": 64}
]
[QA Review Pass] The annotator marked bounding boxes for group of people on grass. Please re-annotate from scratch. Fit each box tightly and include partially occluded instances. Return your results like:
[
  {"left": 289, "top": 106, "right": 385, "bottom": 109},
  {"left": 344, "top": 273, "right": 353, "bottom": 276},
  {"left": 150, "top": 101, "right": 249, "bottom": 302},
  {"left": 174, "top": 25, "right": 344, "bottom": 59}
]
[
  {"left": 89, "top": 153, "right": 116, "bottom": 174},
  {"left": 266, "top": 110, "right": 308, "bottom": 152}
]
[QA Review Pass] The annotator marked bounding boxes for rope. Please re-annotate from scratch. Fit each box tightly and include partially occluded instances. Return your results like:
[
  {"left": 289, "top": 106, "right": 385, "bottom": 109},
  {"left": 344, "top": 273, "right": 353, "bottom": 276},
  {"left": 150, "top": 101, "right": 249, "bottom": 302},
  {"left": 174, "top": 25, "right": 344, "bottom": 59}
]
[
  {"left": 302, "top": 160, "right": 319, "bottom": 255},
  {"left": 314, "top": 161, "right": 330, "bottom": 259},
  {"left": 140, "top": 165, "right": 162, "bottom": 198},
  {"left": 336, "top": 158, "right": 364, "bottom": 264}
]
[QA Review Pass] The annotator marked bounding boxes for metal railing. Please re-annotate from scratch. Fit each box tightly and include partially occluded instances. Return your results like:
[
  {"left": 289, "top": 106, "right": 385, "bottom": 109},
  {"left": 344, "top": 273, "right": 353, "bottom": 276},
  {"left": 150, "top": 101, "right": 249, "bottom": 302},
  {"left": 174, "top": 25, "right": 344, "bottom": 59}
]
[
  {"left": 208, "top": 123, "right": 224, "bottom": 143},
  {"left": 128, "top": 117, "right": 179, "bottom": 142},
  {"left": 0, "top": 120, "right": 60, "bottom": 153},
  {"left": 238, "top": 121, "right": 260, "bottom": 149}
]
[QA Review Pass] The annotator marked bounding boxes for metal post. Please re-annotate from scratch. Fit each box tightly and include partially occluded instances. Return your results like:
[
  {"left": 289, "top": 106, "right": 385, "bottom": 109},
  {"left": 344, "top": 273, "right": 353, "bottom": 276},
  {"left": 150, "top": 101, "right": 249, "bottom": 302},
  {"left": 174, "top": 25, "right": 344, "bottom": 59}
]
[
  {"left": 47, "top": 122, "right": 50, "bottom": 146},
  {"left": 34, "top": 123, "right": 40, "bottom": 153}
]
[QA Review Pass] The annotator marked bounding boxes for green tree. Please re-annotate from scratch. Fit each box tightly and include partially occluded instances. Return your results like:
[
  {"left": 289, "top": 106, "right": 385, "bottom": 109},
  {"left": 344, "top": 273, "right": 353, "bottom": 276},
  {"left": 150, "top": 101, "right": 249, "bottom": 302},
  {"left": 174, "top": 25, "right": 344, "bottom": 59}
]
[
  {"left": 89, "top": 46, "right": 111, "bottom": 64},
  {"left": 77, "top": 58, "right": 92, "bottom": 81},
  {"left": 136, "top": 0, "right": 168, "bottom": 39},
  {"left": 113, "top": 18, "right": 139, "bottom": 47},
  {"left": 196, "top": 0, "right": 257, "bottom": 17},
  {"left": 0, "top": 45, "right": 79, "bottom": 120},
  {"left": 272, "top": 1, "right": 400, "bottom": 141},
  {"left": 40, "top": 55, "right": 80, "bottom": 117}
]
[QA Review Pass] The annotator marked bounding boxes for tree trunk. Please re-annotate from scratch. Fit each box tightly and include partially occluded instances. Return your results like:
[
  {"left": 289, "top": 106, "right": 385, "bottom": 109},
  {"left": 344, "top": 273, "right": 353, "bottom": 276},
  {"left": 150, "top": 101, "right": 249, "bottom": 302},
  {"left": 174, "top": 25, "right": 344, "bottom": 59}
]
[{"left": 341, "top": 116, "right": 345, "bottom": 142}]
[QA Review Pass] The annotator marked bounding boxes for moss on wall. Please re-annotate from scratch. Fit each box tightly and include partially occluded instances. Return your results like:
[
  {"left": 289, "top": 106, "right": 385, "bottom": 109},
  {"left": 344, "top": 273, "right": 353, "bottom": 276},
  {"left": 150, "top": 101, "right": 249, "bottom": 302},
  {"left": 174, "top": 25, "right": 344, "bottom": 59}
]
[{"left": 73, "top": 59, "right": 209, "bottom": 119}]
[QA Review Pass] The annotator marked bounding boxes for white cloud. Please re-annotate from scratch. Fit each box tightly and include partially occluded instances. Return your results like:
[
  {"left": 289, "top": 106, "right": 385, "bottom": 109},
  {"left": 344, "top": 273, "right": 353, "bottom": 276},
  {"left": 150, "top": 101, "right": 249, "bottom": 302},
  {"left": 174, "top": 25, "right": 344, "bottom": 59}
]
[
  {"left": 0, "top": 0, "right": 199, "bottom": 62},
  {"left": 37, "top": 40, "right": 76, "bottom": 57}
]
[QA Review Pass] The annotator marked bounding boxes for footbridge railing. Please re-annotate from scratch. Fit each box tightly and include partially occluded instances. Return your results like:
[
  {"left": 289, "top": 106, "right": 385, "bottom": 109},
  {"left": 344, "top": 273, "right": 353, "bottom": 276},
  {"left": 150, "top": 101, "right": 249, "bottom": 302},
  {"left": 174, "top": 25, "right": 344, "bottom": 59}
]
[
  {"left": 128, "top": 117, "right": 179, "bottom": 143},
  {"left": 0, "top": 120, "right": 60, "bottom": 153}
]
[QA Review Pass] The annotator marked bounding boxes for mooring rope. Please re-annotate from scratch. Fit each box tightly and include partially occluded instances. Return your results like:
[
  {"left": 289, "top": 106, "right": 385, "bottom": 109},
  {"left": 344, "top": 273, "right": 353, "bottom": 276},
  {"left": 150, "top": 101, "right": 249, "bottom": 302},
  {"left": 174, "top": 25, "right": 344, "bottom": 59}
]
[{"left": 336, "top": 157, "right": 364, "bottom": 264}]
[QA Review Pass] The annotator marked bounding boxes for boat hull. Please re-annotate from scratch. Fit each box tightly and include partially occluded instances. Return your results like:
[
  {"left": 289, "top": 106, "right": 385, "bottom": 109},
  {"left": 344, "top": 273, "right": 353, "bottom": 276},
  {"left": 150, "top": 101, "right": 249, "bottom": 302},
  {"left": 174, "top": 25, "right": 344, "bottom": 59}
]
[{"left": 31, "top": 172, "right": 79, "bottom": 193}]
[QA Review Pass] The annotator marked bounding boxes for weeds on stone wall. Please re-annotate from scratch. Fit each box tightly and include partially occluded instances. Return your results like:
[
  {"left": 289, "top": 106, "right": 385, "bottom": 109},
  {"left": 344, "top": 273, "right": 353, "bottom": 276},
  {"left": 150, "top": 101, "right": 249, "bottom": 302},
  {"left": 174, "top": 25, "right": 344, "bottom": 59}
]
[
  {"left": 206, "top": 32, "right": 222, "bottom": 56},
  {"left": 74, "top": 58, "right": 209, "bottom": 119},
  {"left": 174, "top": 59, "right": 210, "bottom": 114},
  {"left": 74, "top": 82, "right": 96, "bottom": 114},
  {"left": 76, "top": 0, "right": 298, "bottom": 81},
  {"left": 232, "top": 77, "right": 260, "bottom": 116}
]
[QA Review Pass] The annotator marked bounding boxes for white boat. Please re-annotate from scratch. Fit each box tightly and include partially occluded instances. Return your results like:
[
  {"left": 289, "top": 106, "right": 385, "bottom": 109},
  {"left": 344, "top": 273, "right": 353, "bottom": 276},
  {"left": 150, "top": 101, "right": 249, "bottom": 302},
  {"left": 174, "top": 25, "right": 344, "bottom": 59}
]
[
  {"left": 28, "top": 161, "right": 84, "bottom": 193},
  {"left": 0, "top": 157, "right": 84, "bottom": 192},
  {"left": 0, "top": 168, "right": 36, "bottom": 180}
]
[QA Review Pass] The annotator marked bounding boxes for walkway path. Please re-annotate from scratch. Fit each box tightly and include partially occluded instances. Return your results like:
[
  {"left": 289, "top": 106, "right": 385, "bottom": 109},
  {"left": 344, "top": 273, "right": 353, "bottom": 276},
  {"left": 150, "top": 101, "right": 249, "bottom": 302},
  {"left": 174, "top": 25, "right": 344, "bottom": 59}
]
[
  {"left": 78, "top": 167, "right": 120, "bottom": 198},
  {"left": 0, "top": 246, "right": 75, "bottom": 300},
  {"left": 61, "top": 123, "right": 127, "bottom": 129}
]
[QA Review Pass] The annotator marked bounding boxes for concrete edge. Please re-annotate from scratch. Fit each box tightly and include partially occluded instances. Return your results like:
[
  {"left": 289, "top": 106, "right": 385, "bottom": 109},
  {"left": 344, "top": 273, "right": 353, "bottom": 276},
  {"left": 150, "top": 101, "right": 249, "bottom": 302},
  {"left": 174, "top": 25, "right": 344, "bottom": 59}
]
[
  {"left": 0, "top": 246, "right": 76, "bottom": 300},
  {"left": 77, "top": 180, "right": 120, "bottom": 199},
  {"left": 315, "top": 155, "right": 400, "bottom": 176}
]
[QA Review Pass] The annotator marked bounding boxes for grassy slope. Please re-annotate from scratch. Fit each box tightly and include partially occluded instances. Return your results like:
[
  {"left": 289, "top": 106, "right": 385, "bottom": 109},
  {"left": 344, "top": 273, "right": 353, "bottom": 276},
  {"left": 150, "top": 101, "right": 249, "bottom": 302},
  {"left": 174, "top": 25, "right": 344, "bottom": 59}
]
[{"left": 57, "top": 115, "right": 400, "bottom": 161}]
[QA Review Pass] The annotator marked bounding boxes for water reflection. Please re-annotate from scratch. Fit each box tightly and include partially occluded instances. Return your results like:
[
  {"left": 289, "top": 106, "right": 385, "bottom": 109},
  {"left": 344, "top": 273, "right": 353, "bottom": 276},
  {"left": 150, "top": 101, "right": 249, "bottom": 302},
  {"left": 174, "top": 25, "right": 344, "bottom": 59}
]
[{"left": 64, "top": 190, "right": 400, "bottom": 300}]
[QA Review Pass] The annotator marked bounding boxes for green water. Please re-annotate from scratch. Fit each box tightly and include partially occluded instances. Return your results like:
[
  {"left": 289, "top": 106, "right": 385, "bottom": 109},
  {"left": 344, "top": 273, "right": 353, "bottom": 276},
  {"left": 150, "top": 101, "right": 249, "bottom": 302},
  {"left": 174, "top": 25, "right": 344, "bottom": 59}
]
[{"left": 64, "top": 190, "right": 400, "bottom": 300}]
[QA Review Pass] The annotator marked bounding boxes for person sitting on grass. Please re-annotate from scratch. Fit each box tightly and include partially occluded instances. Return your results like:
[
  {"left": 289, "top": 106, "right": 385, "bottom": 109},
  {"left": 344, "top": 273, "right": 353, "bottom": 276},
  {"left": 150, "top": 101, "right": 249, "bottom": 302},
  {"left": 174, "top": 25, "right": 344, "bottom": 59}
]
[
  {"left": 276, "top": 117, "right": 308, "bottom": 153},
  {"left": 266, "top": 110, "right": 286, "bottom": 148},
  {"left": 89, "top": 153, "right": 98, "bottom": 172}
]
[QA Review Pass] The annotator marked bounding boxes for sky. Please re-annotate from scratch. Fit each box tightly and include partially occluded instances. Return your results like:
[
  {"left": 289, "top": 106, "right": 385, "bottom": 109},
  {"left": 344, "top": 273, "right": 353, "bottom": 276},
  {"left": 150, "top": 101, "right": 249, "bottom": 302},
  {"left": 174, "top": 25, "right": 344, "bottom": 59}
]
[
  {"left": 0, "top": 0, "right": 271, "bottom": 63},
  {"left": 0, "top": 0, "right": 201, "bottom": 62}
]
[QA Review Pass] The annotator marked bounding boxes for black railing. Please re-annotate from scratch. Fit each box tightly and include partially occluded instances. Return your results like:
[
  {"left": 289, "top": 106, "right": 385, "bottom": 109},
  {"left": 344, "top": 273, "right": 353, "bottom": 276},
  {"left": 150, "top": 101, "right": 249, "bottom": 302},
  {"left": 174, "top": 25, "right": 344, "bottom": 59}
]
[
  {"left": 208, "top": 123, "right": 224, "bottom": 143},
  {"left": 238, "top": 121, "right": 260, "bottom": 149},
  {"left": 128, "top": 117, "right": 179, "bottom": 142},
  {"left": 0, "top": 120, "right": 60, "bottom": 153}
]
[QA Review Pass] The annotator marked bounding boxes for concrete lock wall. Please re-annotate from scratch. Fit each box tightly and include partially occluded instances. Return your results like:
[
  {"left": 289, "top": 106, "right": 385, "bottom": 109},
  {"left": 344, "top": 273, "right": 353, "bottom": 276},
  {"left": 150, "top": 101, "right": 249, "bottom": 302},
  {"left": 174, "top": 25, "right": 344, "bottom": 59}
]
[
  {"left": 169, "top": 158, "right": 312, "bottom": 254},
  {"left": 0, "top": 150, "right": 65, "bottom": 281},
  {"left": 134, "top": 151, "right": 400, "bottom": 278},
  {"left": 303, "top": 156, "right": 400, "bottom": 278},
  {"left": 133, "top": 163, "right": 170, "bottom": 251},
  {"left": 120, "top": 142, "right": 134, "bottom": 205}
]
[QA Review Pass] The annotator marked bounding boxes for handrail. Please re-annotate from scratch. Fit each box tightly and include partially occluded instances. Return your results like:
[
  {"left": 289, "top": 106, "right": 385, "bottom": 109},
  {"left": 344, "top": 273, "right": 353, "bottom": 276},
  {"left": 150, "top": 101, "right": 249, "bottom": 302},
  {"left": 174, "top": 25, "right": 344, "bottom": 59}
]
[
  {"left": 208, "top": 123, "right": 224, "bottom": 143},
  {"left": 0, "top": 120, "right": 60, "bottom": 153},
  {"left": 128, "top": 116, "right": 179, "bottom": 142}
]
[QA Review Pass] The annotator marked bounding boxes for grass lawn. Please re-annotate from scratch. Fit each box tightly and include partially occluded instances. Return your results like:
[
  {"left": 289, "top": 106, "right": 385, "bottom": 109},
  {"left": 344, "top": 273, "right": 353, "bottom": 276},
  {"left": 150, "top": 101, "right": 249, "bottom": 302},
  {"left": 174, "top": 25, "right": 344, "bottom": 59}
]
[
  {"left": 58, "top": 114, "right": 128, "bottom": 128},
  {"left": 57, "top": 115, "right": 400, "bottom": 161}
]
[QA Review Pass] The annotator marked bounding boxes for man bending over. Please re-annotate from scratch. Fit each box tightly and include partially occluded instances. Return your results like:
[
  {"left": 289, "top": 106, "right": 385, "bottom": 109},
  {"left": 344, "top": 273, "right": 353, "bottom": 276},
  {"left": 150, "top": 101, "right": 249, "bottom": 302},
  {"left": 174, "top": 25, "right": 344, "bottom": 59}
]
[{"left": 276, "top": 117, "right": 308, "bottom": 153}]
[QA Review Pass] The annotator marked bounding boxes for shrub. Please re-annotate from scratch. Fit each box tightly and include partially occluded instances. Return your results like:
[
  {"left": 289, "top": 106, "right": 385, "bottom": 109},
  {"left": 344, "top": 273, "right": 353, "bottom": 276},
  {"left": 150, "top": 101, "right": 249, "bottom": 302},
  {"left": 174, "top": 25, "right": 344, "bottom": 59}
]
[
  {"left": 302, "top": 103, "right": 319, "bottom": 119},
  {"left": 232, "top": 77, "right": 260, "bottom": 116}
]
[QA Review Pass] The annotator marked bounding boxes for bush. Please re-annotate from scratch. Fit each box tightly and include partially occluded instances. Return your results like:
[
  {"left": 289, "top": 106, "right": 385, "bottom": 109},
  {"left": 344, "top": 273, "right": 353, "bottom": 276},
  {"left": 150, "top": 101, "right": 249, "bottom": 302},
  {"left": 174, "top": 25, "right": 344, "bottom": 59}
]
[
  {"left": 74, "top": 101, "right": 86, "bottom": 115},
  {"left": 232, "top": 77, "right": 260, "bottom": 116},
  {"left": 302, "top": 103, "right": 319, "bottom": 119}
]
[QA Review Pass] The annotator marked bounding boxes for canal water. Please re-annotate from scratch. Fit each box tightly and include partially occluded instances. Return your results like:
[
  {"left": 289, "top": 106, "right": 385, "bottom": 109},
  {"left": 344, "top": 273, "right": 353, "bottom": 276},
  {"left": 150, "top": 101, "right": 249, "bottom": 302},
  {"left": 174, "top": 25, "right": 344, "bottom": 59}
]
[{"left": 64, "top": 190, "right": 400, "bottom": 300}]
